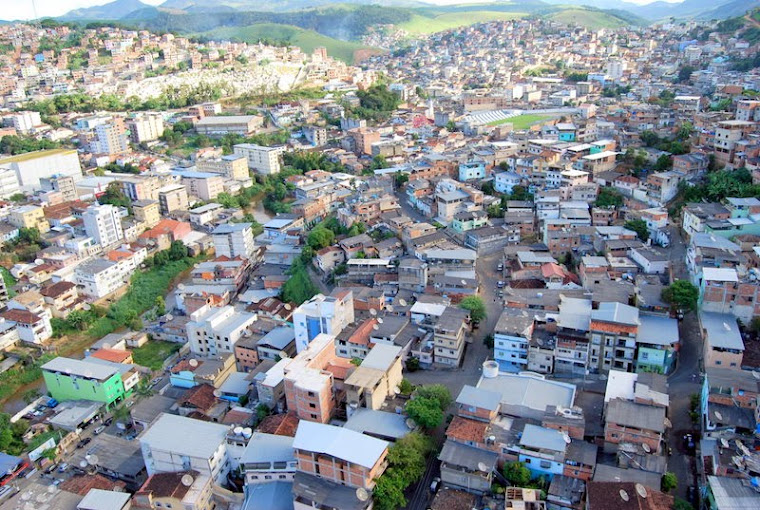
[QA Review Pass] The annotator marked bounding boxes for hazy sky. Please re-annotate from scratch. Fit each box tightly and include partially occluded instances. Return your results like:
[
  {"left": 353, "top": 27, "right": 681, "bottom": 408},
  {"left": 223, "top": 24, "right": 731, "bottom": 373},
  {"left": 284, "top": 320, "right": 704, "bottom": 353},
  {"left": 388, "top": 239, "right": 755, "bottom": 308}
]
[{"left": 9, "top": 0, "right": 682, "bottom": 21}]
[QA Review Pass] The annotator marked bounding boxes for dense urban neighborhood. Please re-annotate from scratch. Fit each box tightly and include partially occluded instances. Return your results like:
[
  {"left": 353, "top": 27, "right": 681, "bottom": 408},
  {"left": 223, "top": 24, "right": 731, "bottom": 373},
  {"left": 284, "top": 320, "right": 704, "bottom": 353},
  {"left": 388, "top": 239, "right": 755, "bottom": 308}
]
[{"left": 0, "top": 2, "right": 759, "bottom": 510}]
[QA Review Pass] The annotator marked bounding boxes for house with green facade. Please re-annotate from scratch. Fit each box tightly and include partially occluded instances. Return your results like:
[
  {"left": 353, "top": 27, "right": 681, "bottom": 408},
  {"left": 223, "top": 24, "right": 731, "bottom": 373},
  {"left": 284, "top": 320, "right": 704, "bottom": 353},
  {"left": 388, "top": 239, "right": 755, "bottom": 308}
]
[
  {"left": 452, "top": 210, "right": 489, "bottom": 233},
  {"left": 635, "top": 314, "right": 679, "bottom": 375},
  {"left": 42, "top": 357, "right": 130, "bottom": 409}
]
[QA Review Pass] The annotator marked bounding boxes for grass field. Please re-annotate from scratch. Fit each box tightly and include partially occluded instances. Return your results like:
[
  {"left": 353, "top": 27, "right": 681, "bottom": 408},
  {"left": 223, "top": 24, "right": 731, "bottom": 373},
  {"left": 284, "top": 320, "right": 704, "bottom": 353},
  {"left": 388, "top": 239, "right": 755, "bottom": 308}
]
[
  {"left": 131, "top": 341, "right": 182, "bottom": 371},
  {"left": 398, "top": 11, "right": 526, "bottom": 35},
  {"left": 548, "top": 9, "right": 630, "bottom": 29},
  {"left": 201, "top": 23, "right": 378, "bottom": 64},
  {"left": 487, "top": 114, "right": 555, "bottom": 129}
]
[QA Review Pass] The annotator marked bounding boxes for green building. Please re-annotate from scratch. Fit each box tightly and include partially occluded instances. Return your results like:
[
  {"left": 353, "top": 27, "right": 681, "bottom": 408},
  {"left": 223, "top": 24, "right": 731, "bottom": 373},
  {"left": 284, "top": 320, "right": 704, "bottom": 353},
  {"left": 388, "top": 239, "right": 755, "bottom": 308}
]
[{"left": 42, "top": 357, "right": 128, "bottom": 409}]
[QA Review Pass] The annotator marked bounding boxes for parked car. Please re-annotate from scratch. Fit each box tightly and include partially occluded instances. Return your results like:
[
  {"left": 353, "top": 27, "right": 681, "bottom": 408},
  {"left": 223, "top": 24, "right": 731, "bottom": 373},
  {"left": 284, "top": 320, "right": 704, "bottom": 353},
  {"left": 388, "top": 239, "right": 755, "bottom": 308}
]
[
  {"left": 57, "top": 463, "right": 68, "bottom": 473},
  {"left": 497, "top": 281, "right": 505, "bottom": 288},
  {"left": 104, "top": 418, "right": 113, "bottom": 427},
  {"left": 76, "top": 437, "right": 92, "bottom": 449},
  {"left": 430, "top": 477, "right": 441, "bottom": 493},
  {"left": 94, "top": 426, "right": 106, "bottom": 435}
]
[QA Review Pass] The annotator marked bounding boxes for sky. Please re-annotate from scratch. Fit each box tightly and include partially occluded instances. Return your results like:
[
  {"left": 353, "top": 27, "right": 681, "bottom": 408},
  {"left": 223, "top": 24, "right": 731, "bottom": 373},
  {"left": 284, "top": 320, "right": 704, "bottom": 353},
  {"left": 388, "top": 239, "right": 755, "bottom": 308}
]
[{"left": 8, "top": 0, "right": 683, "bottom": 21}]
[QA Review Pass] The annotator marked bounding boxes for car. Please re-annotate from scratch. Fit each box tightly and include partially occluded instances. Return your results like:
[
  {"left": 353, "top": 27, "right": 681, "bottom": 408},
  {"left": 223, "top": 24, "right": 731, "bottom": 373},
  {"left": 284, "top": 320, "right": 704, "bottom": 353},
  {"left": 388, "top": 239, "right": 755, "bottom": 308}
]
[
  {"left": 496, "top": 263, "right": 503, "bottom": 271},
  {"left": 430, "top": 477, "right": 441, "bottom": 493},
  {"left": 57, "top": 463, "right": 68, "bottom": 473},
  {"left": 126, "top": 401, "right": 134, "bottom": 408},
  {"left": 683, "top": 433, "right": 695, "bottom": 451},
  {"left": 76, "top": 437, "right": 92, "bottom": 449},
  {"left": 497, "top": 281, "right": 505, "bottom": 288},
  {"left": 94, "top": 425, "right": 106, "bottom": 435},
  {"left": 104, "top": 418, "right": 113, "bottom": 427}
]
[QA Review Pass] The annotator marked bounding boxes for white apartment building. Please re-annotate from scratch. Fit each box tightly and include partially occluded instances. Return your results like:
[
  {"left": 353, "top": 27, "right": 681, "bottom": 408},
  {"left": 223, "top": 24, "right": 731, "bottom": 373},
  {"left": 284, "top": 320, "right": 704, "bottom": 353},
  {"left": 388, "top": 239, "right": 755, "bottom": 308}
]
[
  {"left": 233, "top": 144, "right": 284, "bottom": 175},
  {"left": 178, "top": 171, "right": 225, "bottom": 201},
  {"left": 0, "top": 148, "right": 82, "bottom": 192},
  {"left": 186, "top": 305, "right": 257, "bottom": 355},
  {"left": 212, "top": 223, "right": 255, "bottom": 259},
  {"left": 83, "top": 203, "right": 124, "bottom": 248},
  {"left": 0, "top": 168, "right": 20, "bottom": 199},
  {"left": 140, "top": 413, "right": 231, "bottom": 484},
  {"left": 4, "top": 111, "right": 41, "bottom": 132},
  {"left": 126, "top": 113, "right": 165, "bottom": 143},
  {"left": 293, "top": 290, "right": 354, "bottom": 353},
  {"left": 74, "top": 259, "right": 132, "bottom": 298}
]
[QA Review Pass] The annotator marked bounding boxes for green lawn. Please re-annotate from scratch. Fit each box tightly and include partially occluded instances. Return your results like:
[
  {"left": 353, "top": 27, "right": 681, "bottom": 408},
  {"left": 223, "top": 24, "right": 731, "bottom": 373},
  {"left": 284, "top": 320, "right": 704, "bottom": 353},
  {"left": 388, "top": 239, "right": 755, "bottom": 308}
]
[
  {"left": 548, "top": 9, "right": 630, "bottom": 29},
  {"left": 487, "top": 114, "right": 555, "bottom": 129},
  {"left": 200, "top": 23, "right": 379, "bottom": 64},
  {"left": 398, "top": 11, "right": 526, "bottom": 35},
  {"left": 131, "top": 341, "right": 182, "bottom": 371}
]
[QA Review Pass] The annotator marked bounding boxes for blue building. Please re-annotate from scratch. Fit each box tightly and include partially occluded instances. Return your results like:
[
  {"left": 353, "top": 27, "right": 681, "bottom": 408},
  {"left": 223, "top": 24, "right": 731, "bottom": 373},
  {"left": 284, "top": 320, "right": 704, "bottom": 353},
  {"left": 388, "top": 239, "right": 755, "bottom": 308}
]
[
  {"left": 459, "top": 161, "right": 486, "bottom": 181},
  {"left": 517, "top": 424, "right": 568, "bottom": 479},
  {"left": 493, "top": 309, "right": 535, "bottom": 372}
]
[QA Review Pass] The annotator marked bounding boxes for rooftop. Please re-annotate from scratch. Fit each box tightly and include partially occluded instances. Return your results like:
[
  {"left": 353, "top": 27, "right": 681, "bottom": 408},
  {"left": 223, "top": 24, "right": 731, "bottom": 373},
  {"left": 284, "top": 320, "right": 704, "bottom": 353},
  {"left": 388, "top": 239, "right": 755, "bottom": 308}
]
[
  {"left": 140, "top": 413, "right": 230, "bottom": 458},
  {"left": 292, "top": 421, "right": 388, "bottom": 468}
]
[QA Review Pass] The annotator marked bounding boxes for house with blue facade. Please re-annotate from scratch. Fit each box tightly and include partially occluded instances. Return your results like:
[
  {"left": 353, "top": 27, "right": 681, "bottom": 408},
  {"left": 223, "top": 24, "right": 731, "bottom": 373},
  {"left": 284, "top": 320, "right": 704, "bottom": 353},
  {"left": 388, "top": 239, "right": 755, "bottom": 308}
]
[
  {"left": 494, "top": 171, "right": 522, "bottom": 195},
  {"left": 459, "top": 160, "right": 486, "bottom": 181},
  {"left": 636, "top": 314, "right": 679, "bottom": 374},
  {"left": 556, "top": 123, "right": 577, "bottom": 142},
  {"left": 517, "top": 424, "right": 568, "bottom": 479},
  {"left": 494, "top": 309, "right": 536, "bottom": 372}
]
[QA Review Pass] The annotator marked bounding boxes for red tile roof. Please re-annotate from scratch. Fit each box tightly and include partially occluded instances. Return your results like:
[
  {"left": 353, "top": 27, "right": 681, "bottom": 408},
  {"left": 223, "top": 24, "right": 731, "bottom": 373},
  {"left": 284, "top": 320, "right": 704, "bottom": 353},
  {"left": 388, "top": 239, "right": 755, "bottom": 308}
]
[
  {"left": 1, "top": 309, "right": 41, "bottom": 324},
  {"left": 89, "top": 348, "right": 131, "bottom": 363}
]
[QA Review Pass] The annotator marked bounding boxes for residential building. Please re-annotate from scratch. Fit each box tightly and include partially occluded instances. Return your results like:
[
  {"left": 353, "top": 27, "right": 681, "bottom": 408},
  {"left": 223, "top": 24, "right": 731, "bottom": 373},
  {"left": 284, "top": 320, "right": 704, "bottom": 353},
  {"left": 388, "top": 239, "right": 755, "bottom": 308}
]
[
  {"left": 0, "top": 308, "right": 52, "bottom": 344},
  {"left": 283, "top": 333, "right": 341, "bottom": 423},
  {"left": 345, "top": 344, "right": 403, "bottom": 415},
  {"left": 293, "top": 290, "right": 354, "bottom": 353},
  {"left": 196, "top": 154, "right": 249, "bottom": 181},
  {"left": 292, "top": 420, "right": 389, "bottom": 490},
  {"left": 75, "top": 259, "right": 130, "bottom": 299},
  {"left": 132, "top": 200, "right": 160, "bottom": 228},
  {"left": 132, "top": 470, "right": 214, "bottom": 510},
  {"left": 494, "top": 308, "right": 535, "bottom": 372},
  {"left": 140, "top": 413, "right": 231, "bottom": 484},
  {"left": 91, "top": 122, "right": 129, "bottom": 155},
  {"left": 40, "top": 174, "right": 78, "bottom": 201},
  {"left": 176, "top": 171, "right": 224, "bottom": 201},
  {"left": 83, "top": 203, "right": 124, "bottom": 248},
  {"left": 234, "top": 144, "right": 284, "bottom": 175},
  {"left": 126, "top": 113, "right": 164, "bottom": 143},
  {"left": 157, "top": 184, "right": 189, "bottom": 215},
  {"left": 604, "top": 398, "right": 666, "bottom": 454},
  {"left": 42, "top": 356, "right": 130, "bottom": 408},
  {"left": 700, "top": 311, "right": 744, "bottom": 370},
  {"left": 589, "top": 302, "right": 639, "bottom": 373},
  {"left": 195, "top": 115, "right": 262, "bottom": 136},
  {"left": 240, "top": 432, "right": 296, "bottom": 485},
  {"left": 186, "top": 305, "right": 257, "bottom": 355},
  {"left": 212, "top": 223, "right": 255, "bottom": 259},
  {"left": 433, "top": 307, "right": 469, "bottom": 367},
  {"left": 8, "top": 204, "right": 50, "bottom": 233}
]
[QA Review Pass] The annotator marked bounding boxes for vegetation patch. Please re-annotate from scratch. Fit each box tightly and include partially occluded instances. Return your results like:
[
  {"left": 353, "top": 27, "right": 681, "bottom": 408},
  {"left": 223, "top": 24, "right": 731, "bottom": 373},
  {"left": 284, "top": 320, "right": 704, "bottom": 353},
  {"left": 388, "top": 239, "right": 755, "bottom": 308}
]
[
  {"left": 487, "top": 114, "right": 554, "bottom": 129},
  {"left": 131, "top": 341, "right": 182, "bottom": 371}
]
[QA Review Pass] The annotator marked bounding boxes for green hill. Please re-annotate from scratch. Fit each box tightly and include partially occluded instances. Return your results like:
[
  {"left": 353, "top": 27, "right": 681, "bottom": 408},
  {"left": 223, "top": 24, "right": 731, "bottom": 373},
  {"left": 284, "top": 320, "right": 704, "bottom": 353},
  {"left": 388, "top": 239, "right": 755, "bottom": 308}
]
[
  {"left": 398, "top": 10, "right": 527, "bottom": 35},
  {"left": 200, "top": 23, "right": 378, "bottom": 63},
  {"left": 548, "top": 8, "right": 635, "bottom": 29}
]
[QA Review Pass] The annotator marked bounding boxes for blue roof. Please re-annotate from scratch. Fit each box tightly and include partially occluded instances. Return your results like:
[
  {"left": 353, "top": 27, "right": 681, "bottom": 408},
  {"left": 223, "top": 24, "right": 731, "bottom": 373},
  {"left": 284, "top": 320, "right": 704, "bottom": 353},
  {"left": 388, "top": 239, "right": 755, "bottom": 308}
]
[
  {"left": 0, "top": 452, "right": 23, "bottom": 475},
  {"left": 344, "top": 409, "right": 411, "bottom": 440},
  {"left": 242, "top": 481, "right": 294, "bottom": 510}
]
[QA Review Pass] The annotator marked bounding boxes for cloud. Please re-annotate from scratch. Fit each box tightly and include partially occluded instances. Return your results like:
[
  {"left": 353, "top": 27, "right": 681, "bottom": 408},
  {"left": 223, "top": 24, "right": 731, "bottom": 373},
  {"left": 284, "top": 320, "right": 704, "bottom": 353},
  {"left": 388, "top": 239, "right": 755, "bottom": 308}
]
[{"left": 7, "top": 0, "right": 164, "bottom": 21}]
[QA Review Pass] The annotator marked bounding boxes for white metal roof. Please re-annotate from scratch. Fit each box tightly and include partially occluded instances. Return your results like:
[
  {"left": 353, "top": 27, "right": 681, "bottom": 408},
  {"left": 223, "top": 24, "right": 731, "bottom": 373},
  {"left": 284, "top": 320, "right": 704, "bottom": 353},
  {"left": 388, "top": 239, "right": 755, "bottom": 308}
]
[{"left": 293, "top": 421, "right": 388, "bottom": 468}]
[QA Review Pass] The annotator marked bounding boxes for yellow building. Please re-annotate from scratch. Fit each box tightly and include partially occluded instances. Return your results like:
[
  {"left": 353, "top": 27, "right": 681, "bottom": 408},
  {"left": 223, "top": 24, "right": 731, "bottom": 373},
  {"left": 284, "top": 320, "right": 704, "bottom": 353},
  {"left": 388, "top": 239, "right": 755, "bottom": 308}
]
[{"left": 8, "top": 204, "right": 50, "bottom": 233}]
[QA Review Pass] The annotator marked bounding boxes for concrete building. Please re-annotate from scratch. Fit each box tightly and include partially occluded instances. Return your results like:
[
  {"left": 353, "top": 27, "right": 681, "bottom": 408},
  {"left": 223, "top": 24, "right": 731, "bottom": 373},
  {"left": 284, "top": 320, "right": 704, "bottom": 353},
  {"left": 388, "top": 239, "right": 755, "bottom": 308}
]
[
  {"left": 0, "top": 148, "right": 82, "bottom": 192},
  {"left": 91, "top": 122, "right": 129, "bottom": 155},
  {"left": 186, "top": 305, "right": 258, "bottom": 355},
  {"left": 494, "top": 308, "right": 535, "bottom": 373},
  {"left": 40, "top": 174, "right": 78, "bottom": 201},
  {"left": 132, "top": 200, "right": 160, "bottom": 228},
  {"left": 345, "top": 344, "right": 403, "bottom": 415},
  {"left": 212, "top": 223, "right": 256, "bottom": 259},
  {"left": 196, "top": 155, "right": 249, "bottom": 181},
  {"left": 589, "top": 302, "right": 639, "bottom": 373},
  {"left": 132, "top": 470, "right": 214, "bottom": 510},
  {"left": 8, "top": 204, "right": 50, "bottom": 233},
  {"left": 42, "top": 356, "right": 131, "bottom": 408},
  {"left": 195, "top": 115, "right": 262, "bottom": 136},
  {"left": 176, "top": 171, "right": 224, "bottom": 201},
  {"left": 293, "top": 290, "right": 354, "bottom": 353},
  {"left": 700, "top": 311, "right": 744, "bottom": 370},
  {"left": 233, "top": 144, "right": 284, "bottom": 175},
  {"left": 126, "top": 113, "right": 165, "bottom": 143},
  {"left": 433, "top": 307, "right": 469, "bottom": 367},
  {"left": 157, "top": 184, "right": 189, "bottom": 215},
  {"left": 83, "top": 203, "right": 124, "bottom": 248},
  {"left": 0, "top": 308, "right": 51, "bottom": 344},
  {"left": 140, "top": 413, "right": 231, "bottom": 484}
]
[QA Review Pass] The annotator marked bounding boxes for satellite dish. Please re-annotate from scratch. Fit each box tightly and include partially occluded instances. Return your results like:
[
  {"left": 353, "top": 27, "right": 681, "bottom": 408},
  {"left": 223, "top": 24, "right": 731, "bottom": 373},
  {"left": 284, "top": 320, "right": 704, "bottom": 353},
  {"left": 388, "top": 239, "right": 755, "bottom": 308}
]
[
  {"left": 251, "top": 297, "right": 260, "bottom": 304},
  {"left": 178, "top": 283, "right": 185, "bottom": 290},
  {"left": 386, "top": 305, "right": 394, "bottom": 312},
  {"left": 642, "top": 443, "right": 651, "bottom": 453},
  {"left": 635, "top": 484, "right": 648, "bottom": 498},
  {"left": 394, "top": 386, "right": 401, "bottom": 394},
  {"left": 399, "top": 299, "right": 407, "bottom": 306},
  {"left": 563, "top": 433, "right": 571, "bottom": 444},
  {"left": 166, "top": 314, "right": 174, "bottom": 321},
  {"left": 79, "top": 461, "right": 88, "bottom": 468},
  {"left": 405, "top": 418, "right": 415, "bottom": 429},
  {"left": 181, "top": 474, "right": 195, "bottom": 487},
  {"left": 87, "top": 454, "right": 99, "bottom": 465},
  {"left": 663, "top": 417, "right": 672, "bottom": 428},
  {"left": 369, "top": 308, "right": 377, "bottom": 316},
  {"left": 189, "top": 359, "right": 199, "bottom": 367},
  {"left": 356, "top": 487, "right": 369, "bottom": 502},
  {"left": 284, "top": 303, "right": 292, "bottom": 310},
  {"left": 377, "top": 317, "right": 384, "bottom": 324},
  {"left": 477, "top": 461, "right": 490, "bottom": 472},
  {"left": 101, "top": 342, "right": 112, "bottom": 350},
  {"left": 83, "top": 303, "right": 91, "bottom": 311},
  {"left": 715, "top": 411, "right": 723, "bottom": 421},
  {"left": 461, "top": 279, "right": 467, "bottom": 285},
  {"left": 373, "top": 324, "right": 380, "bottom": 331},
  {"left": 721, "top": 438, "right": 729, "bottom": 448},
  {"left": 619, "top": 489, "right": 629, "bottom": 502},
  {"left": 35, "top": 259, "right": 44, "bottom": 265},
  {"left": 213, "top": 389, "right": 222, "bottom": 398}
]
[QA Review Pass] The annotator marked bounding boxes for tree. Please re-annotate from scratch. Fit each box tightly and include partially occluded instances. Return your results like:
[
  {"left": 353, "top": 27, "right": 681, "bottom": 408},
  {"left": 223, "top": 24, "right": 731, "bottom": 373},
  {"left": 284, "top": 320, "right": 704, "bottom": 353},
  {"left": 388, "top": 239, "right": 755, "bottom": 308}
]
[
  {"left": 99, "top": 182, "right": 132, "bottom": 210},
  {"left": 394, "top": 171, "right": 408, "bottom": 188},
  {"left": 307, "top": 227, "right": 335, "bottom": 250},
  {"left": 661, "top": 471, "right": 677, "bottom": 492},
  {"left": 17, "top": 227, "right": 41, "bottom": 245},
  {"left": 405, "top": 396, "right": 444, "bottom": 429},
  {"left": 677, "top": 65, "right": 695, "bottom": 83},
  {"left": 595, "top": 187, "right": 624, "bottom": 208},
  {"left": 280, "top": 264, "right": 318, "bottom": 305},
  {"left": 503, "top": 461, "right": 532, "bottom": 487},
  {"left": 398, "top": 378, "right": 414, "bottom": 395},
  {"left": 459, "top": 296, "right": 487, "bottom": 322},
  {"left": 154, "top": 296, "right": 166, "bottom": 316},
  {"left": 373, "top": 474, "right": 407, "bottom": 510},
  {"left": 654, "top": 154, "right": 672, "bottom": 171},
  {"left": 415, "top": 384, "right": 452, "bottom": 410},
  {"left": 662, "top": 280, "right": 699, "bottom": 311},
  {"left": 406, "top": 356, "right": 420, "bottom": 372},
  {"left": 168, "top": 240, "right": 188, "bottom": 261},
  {"left": 624, "top": 219, "right": 649, "bottom": 242}
]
